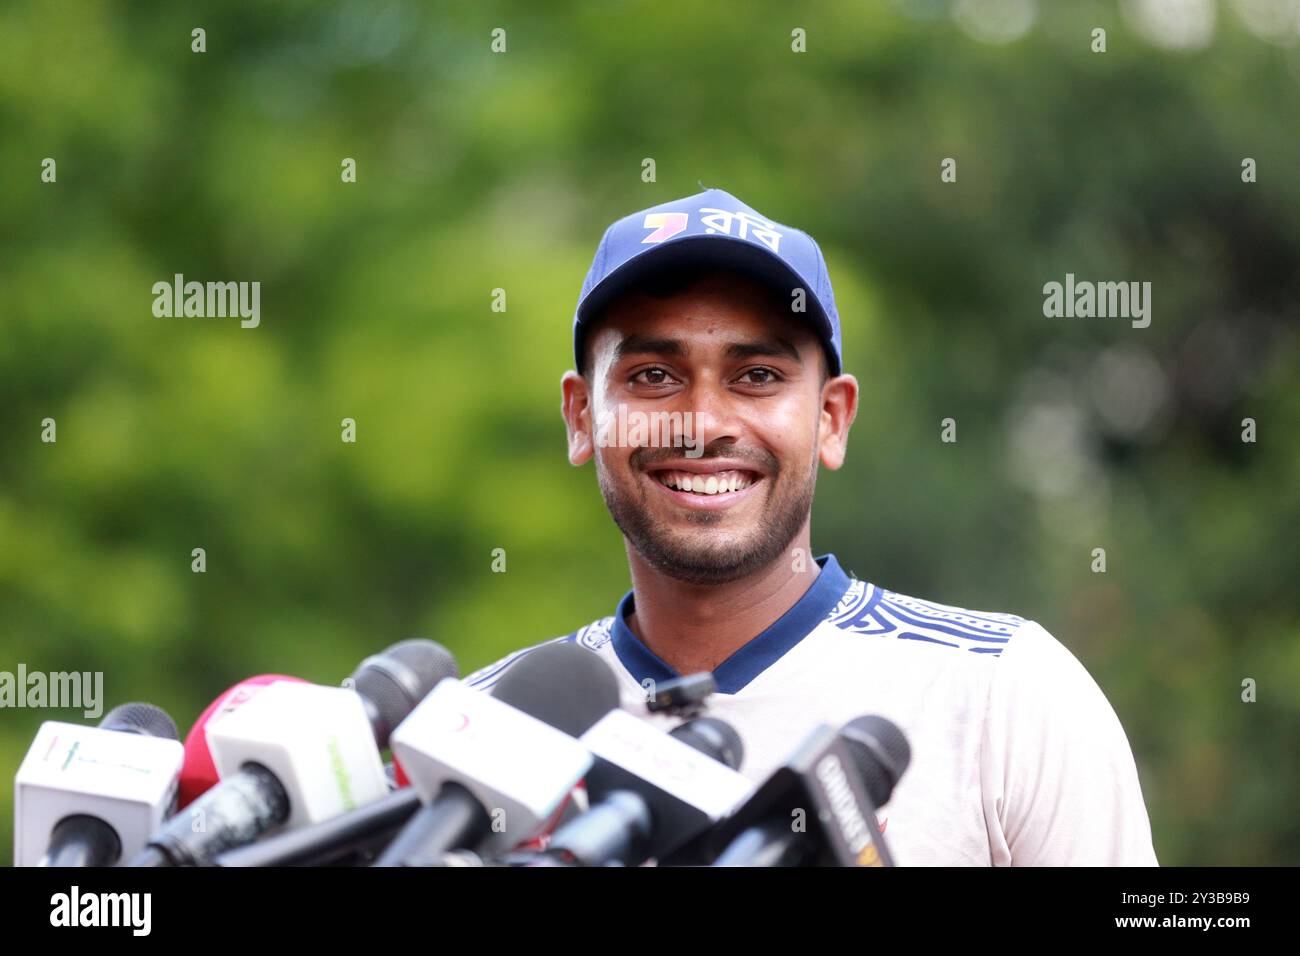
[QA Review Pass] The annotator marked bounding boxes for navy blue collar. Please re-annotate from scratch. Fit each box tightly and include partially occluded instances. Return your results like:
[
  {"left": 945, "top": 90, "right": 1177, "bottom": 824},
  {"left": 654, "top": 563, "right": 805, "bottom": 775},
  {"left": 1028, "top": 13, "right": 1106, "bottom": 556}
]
[{"left": 609, "top": 554, "right": 852, "bottom": 695}]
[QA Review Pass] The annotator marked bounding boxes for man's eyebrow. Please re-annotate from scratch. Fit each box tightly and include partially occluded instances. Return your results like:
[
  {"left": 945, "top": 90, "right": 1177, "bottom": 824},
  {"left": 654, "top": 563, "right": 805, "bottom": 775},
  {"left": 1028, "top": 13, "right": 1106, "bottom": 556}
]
[
  {"left": 614, "top": 335, "right": 687, "bottom": 360},
  {"left": 724, "top": 337, "right": 803, "bottom": 364},
  {"left": 612, "top": 333, "right": 803, "bottom": 364}
]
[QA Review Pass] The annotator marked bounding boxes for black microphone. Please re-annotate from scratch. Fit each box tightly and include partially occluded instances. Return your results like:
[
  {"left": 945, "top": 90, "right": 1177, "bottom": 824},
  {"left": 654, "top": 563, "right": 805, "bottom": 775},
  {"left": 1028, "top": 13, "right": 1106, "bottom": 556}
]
[
  {"left": 710, "top": 715, "right": 910, "bottom": 867},
  {"left": 668, "top": 715, "right": 745, "bottom": 769},
  {"left": 130, "top": 640, "right": 456, "bottom": 866},
  {"left": 350, "top": 639, "right": 457, "bottom": 750},
  {"left": 99, "top": 703, "right": 180, "bottom": 739},
  {"left": 375, "top": 642, "right": 620, "bottom": 866},
  {"left": 535, "top": 715, "right": 747, "bottom": 867},
  {"left": 489, "top": 642, "right": 622, "bottom": 737},
  {"left": 214, "top": 787, "right": 423, "bottom": 866},
  {"left": 37, "top": 704, "right": 180, "bottom": 867}
]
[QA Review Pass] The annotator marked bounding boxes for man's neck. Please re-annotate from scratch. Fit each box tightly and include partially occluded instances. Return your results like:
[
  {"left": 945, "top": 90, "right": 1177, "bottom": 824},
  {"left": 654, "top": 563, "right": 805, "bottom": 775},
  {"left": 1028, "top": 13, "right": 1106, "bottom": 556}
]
[{"left": 623, "top": 530, "right": 822, "bottom": 676}]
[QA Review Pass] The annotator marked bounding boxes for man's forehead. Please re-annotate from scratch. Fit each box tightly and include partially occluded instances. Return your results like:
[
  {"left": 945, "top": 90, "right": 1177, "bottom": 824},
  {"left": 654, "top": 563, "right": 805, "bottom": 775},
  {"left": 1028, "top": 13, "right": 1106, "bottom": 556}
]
[{"left": 590, "top": 289, "right": 818, "bottom": 360}]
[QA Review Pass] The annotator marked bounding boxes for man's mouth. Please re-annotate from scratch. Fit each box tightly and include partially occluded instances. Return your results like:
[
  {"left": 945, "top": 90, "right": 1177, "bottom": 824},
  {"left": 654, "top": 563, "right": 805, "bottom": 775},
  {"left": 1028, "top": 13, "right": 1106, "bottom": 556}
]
[{"left": 648, "top": 468, "right": 763, "bottom": 497}]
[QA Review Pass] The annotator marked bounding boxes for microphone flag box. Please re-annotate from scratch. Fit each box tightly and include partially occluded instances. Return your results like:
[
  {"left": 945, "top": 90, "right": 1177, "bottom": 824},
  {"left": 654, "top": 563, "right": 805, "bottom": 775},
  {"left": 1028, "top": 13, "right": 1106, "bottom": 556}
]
[
  {"left": 580, "top": 708, "right": 753, "bottom": 857},
  {"left": 389, "top": 677, "right": 592, "bottom": 849},
  {"left": 13, "top": 721, "right": 184, "bottom": 866},
  {"left": 204, "top": 680, "right": 389, "bottom": 828},
  {"left": 708, "top": 723, "right": 893, "bottom": 867}
]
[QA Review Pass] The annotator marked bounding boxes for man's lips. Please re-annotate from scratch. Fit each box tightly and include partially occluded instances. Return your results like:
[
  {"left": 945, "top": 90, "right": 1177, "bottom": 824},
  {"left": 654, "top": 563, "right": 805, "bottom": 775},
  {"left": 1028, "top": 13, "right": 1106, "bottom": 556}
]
[
  {"left": 643, "top": 458, "right": 766, "bottom": 477},
  {"left": 651, "top": 468, "right": 759, "bottom": 494},
  {"left": 644, "top": 461, "right": 765, "bottom": 509}
]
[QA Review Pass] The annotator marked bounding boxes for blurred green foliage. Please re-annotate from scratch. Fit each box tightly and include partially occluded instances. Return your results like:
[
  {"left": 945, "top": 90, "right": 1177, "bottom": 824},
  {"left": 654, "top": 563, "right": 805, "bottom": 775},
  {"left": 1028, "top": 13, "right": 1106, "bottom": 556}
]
[{"left": 1, "top": 0, "right": 1296, "bottom": 865}]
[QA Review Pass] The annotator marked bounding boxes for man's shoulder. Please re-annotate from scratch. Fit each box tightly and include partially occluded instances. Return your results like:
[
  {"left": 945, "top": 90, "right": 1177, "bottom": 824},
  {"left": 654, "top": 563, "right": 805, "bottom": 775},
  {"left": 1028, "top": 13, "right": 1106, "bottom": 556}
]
[
  {"left": 463, "top": 614, "right": 618, "bottom": 691},
  {"left": 822, "top": 577, "right": 1036, "bottom": 660},
  {"left": 829, "top": 581, "right": 1113, "bottom": 732}
]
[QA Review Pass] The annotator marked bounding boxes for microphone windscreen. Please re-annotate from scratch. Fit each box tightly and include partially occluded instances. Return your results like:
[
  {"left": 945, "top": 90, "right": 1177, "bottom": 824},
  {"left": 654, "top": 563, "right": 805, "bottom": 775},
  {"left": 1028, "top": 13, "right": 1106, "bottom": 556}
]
[
  {"left": 669, "top": 716, "right": 745, "bottom": 770},
  {"left": 99, "top": 702, "right": 180, "bottom": 740},
  {"left": 351, "top": 639, "right": 458, "bottom": 747},
  {"left": 839, "top": 715, "right": 911, "bottom": 807},
  {"left": 490, "top": 642, "right": 620, "bottom": 737},
  {"left": 177, "top": 674, "right": 307, "bottom": 809}
]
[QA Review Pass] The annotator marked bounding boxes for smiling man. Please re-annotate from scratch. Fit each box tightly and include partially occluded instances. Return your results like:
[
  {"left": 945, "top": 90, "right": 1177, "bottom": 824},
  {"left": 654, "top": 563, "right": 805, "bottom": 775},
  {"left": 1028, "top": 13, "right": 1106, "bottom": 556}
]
[{"left": 468, "top": 188, "right": 1158, "bottom": 866}]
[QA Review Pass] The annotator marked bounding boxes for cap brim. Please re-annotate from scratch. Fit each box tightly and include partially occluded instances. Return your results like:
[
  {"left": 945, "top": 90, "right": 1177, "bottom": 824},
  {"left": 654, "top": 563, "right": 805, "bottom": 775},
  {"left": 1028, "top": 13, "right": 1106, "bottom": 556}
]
[{"left": 575, "top": 234, "right": 840, "bottom": 376}]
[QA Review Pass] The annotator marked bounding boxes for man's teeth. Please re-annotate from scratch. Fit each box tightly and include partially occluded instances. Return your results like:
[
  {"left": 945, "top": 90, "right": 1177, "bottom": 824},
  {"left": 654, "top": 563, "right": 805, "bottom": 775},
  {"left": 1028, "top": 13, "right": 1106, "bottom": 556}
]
[{"left": 655, "top": 471, "right": 755, "bottom": 495}]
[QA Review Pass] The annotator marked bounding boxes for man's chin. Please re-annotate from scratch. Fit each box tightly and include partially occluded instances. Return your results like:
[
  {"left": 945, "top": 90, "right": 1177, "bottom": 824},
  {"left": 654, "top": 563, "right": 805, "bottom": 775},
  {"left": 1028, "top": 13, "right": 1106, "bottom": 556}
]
[
  {"left": 632, "top": 532, "right": 776, "bottom": 585},
  {"left": 644, "top": 558, "right": 758, "bottom": 587},
  {"left": 601, "top": 471, "right": 813, "bottom": 585}
]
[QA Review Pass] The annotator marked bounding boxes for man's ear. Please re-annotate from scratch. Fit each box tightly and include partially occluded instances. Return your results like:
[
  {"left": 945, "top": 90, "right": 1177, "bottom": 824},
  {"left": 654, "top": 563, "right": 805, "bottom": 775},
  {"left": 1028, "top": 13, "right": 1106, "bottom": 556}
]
[
  {"left": 818, "top": 373, "right": 859, "bottom": 470},
  {"left": 561, "top": 370, "right": 595, "bottom": 466}
]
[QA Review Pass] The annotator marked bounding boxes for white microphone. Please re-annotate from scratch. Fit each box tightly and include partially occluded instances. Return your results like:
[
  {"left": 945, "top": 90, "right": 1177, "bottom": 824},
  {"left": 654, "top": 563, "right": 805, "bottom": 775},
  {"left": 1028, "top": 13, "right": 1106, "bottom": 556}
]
[
  {"left": 15, "top": 703, "right": 184, "bottom": 867},
  {"left": 206, "top": 680, "right": 391, "bottom": 827},
  {"left": 131, "top": 682, "right": 387, "bottom": 866},
  {"left": 569, "top": 709, "right": 753, "bottom": 863},
  {"left": 377, "top": 642, "right": 620, "bottom": 866},
  {"left": 381, "top": 678, "right": 592, "bottom": 863},
  {"left": 131, "top": 639, "right": 457, "bottom": 866}
]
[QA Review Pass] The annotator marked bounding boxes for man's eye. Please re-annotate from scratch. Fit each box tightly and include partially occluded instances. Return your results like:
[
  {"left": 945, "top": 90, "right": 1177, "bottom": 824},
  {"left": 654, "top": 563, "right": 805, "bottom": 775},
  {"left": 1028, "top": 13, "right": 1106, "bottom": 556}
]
[
  {"left": 633, "top": 367, "right": 674, "bottom": 386},
  {"left": 739, "top": 367, "right": 780, "bottom": 385}
]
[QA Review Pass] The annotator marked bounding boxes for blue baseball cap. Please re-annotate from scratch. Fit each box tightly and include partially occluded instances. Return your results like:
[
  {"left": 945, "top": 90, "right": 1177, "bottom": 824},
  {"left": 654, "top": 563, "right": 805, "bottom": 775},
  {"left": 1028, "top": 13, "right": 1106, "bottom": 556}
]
[{"left": 573, "top": 188, "right": 842, "bottom": 376}]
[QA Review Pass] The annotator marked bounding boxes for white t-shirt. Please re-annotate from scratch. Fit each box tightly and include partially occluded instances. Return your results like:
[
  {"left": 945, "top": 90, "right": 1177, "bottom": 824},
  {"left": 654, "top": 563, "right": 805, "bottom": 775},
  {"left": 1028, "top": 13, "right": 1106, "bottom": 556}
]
[{"left": 466, "top": 554, "right": 1158, "bottom": 866}]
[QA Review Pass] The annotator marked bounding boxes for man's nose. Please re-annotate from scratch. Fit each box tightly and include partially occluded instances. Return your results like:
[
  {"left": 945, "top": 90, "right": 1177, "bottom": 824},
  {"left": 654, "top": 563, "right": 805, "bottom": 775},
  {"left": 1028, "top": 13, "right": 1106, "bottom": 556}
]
[{"left": 681, "top": 379, "right": 744, "bottom": 448}]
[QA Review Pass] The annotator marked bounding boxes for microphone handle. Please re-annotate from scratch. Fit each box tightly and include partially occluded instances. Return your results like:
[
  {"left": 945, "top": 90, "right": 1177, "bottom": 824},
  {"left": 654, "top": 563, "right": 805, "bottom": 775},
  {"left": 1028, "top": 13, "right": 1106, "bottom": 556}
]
[
  {"left": 130, "top": 846, "right": 171, "bottom": 867},
  {"left": 545, "top": 790, "right": 653, "bottom": 866},
  {"left": 215, "top": 788, "right": 422, "bottom": 866},
  {"left": 373, "top": 782, "right": 490, "bottom": 866},
  {"left": 39, "top": 815, "right": 122, "bottom": 868},
  {"left": 712, "top": 819, "right": 808, "bottom": 867},
  {"left": 130, "top": 762, "right": 290, "bottom": 866}
]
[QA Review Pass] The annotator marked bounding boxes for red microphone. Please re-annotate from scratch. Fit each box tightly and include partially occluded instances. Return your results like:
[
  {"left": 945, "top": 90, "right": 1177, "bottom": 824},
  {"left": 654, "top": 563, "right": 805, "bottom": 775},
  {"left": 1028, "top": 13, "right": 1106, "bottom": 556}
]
[{"left": 177, "top": 675, "right": 307, "bottom": 809}]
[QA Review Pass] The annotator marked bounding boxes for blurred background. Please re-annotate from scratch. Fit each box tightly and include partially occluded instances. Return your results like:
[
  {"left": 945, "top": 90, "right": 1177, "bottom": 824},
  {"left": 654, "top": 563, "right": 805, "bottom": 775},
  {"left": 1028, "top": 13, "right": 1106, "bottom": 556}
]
[{"left": 1, "top": 0, "right": 1296, "bottom": 865}]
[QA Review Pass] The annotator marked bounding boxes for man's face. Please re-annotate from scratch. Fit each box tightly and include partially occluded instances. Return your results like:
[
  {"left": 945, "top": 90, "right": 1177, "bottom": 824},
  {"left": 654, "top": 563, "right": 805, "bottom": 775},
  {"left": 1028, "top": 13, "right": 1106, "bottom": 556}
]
[{"left": 562, "top": 271, "right": 857, "bottom": 585}]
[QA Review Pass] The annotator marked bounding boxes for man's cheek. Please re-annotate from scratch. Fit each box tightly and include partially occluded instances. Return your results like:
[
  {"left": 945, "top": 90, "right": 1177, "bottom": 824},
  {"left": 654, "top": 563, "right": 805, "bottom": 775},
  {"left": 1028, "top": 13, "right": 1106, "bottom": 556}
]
[{"left": 601, "top": 448, "right": 639, "bottom": 488}]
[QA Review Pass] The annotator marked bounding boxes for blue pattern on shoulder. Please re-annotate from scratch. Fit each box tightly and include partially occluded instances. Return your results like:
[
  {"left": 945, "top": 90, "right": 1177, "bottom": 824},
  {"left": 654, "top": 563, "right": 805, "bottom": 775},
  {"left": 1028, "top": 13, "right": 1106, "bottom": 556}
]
[{"left": 825, "top": 580, "right": 1025, "bottom": 657}]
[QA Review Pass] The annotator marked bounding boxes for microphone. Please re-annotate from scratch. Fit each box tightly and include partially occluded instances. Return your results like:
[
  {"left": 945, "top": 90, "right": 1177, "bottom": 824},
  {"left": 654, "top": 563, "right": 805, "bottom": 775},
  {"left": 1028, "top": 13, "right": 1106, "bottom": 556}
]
[
  {"left": 213, "top": 788, "right": 423, "bottom": 867},
  {"left": 131, "top": 640, "right": 456, "bottom": 866},
  {"left": 537, "top": 713, "right": 752, "bottom": 866},
  {"left": 710, "top": 715, "right": 910, "bottom": 867},
  {"left": 177, "top": 674, "right": 307, "bottom": 809},
  {"left": 14, "top": 703, "right": 183, "bottom": 867},
  {"left": 350, "top": 639, "right": 458, "bottom": 750},
  {"left": 210, "top": 755, "right": 408, "bottom": 867},
  {"left": 177, "top": 640, "right": 444, "bottom": 807},
  {"left": 376, "top": 642, "right": 619, "bottom": 866},
  {"left": 667, "top": 715, "right": 746, "bottom": 768}
]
